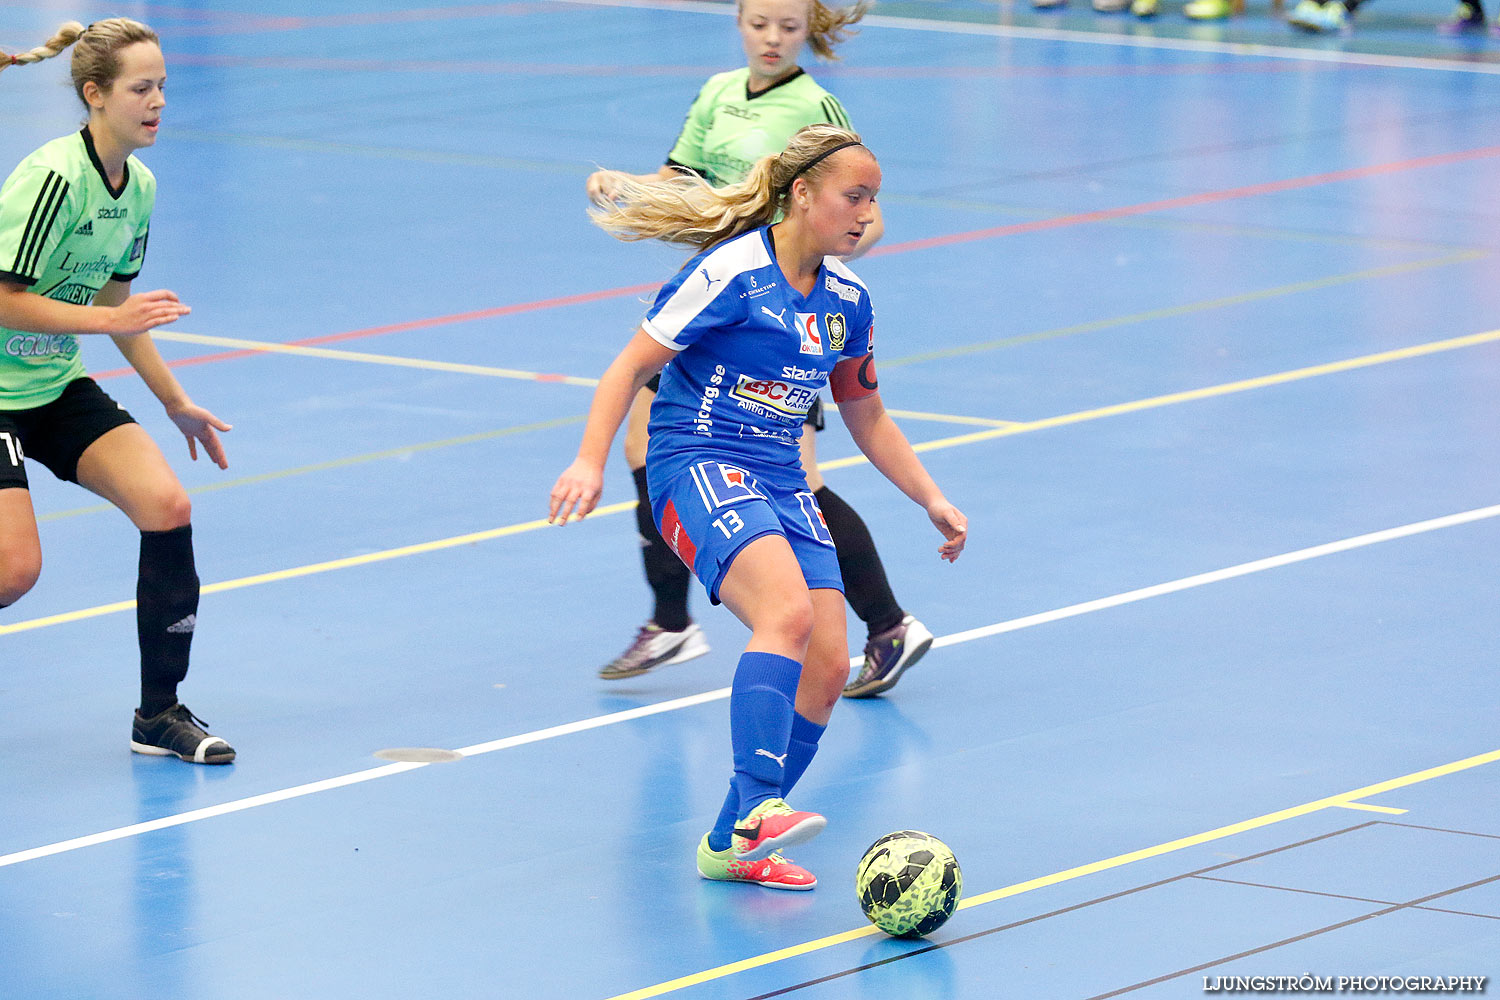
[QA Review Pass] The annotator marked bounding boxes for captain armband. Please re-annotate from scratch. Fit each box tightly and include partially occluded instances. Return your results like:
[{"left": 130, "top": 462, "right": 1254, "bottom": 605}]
[{"left": 829, "top": 354, "right": 878, "bottom": 403}]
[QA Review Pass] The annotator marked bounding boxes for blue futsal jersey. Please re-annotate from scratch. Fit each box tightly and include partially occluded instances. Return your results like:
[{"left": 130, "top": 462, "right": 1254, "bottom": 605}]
[{"left": 642, "top": 225, "right": 874, "bottom": 492}]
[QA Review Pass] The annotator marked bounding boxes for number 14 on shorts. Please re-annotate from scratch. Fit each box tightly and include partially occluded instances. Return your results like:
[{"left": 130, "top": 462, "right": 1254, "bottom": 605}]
[{"left": 1, "top": 431, "right": 22, "bottom": 466}]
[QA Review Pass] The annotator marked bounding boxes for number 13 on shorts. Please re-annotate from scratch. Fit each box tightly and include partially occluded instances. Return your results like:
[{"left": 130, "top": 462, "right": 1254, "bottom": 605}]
[{"left": 712, "top": 508, "right": 746, "bottom": 538}]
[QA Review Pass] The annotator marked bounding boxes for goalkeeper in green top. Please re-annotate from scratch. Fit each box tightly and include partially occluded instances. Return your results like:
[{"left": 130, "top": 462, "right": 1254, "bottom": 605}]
[
  {"left": 0, "top": 19, "right": 235, "bottom": 764},
  {"left": 585, "top": 0, "right": 933, "bottom": 702}
]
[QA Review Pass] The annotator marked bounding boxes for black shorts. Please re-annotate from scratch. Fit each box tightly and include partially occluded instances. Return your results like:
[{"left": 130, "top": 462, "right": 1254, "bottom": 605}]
[
  {"left": 644, "top": 372, "right": 825, "bottom": 431},
  {"left": 0, "top": 377, "right": 137, "bottom": 490}
]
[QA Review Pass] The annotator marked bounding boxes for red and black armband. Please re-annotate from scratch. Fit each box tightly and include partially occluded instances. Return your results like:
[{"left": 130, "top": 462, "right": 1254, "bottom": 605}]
[{"left": 830, "top": 353, "right": 878, "bottom": 404}]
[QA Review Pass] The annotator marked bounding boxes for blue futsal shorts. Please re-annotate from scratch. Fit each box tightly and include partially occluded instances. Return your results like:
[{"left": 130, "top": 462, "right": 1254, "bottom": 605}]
[{"left": 648, "top": 458, "right": 843, "bottom": 605}]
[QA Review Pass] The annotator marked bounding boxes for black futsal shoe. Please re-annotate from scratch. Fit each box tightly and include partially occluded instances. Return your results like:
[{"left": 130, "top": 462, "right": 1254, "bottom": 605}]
[{"left": 131, "top": 703, "right": 236, "bottom": 764}]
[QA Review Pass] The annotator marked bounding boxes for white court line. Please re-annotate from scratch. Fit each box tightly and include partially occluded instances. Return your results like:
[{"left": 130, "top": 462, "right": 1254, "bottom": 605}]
[
  {"left": 3, "top": 502, "right": 1497, "bottom": 871},
  {"left": 545, "top": 0, "right": 1500, "bottom": 75}
]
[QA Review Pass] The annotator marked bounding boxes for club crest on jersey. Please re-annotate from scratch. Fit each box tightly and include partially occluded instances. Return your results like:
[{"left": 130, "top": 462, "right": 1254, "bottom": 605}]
[
  {"left": 730, "top": 373, "right": 818, "bottom": 418},
  {"left": 795, "top": 313, "right": 822, "bottom": 355},
  {"left": 825, "top": 313, "right": 846, "bottom": 352},
  {"left": 690, "top": 461, "right": 763, "bottom": 509},
  {"left": 824, "top": 274, "right": 861, "bottom": 304}
]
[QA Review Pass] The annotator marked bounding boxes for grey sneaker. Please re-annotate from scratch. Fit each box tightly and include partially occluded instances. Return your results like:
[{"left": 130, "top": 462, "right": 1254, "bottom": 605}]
[
  {"left": 599, "top": 622, "right": 710, "bottom": 680},
  {"left": 842, "top": 615, "right": 935, "bottom": 699},
  {"left": 131, "top": 703, "right": 235, "bottom": 764}
]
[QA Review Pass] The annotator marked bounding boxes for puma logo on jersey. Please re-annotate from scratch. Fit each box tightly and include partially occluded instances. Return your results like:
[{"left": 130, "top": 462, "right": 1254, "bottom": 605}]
[
  {"left": 761, "top": 306, "right": 788, "bottom": 329},
  {"left": 755, "top": 748, "right": 788, "bottom": 767},
  {"left": 699, "top": 267, "right": 721, "bottom": 292}
]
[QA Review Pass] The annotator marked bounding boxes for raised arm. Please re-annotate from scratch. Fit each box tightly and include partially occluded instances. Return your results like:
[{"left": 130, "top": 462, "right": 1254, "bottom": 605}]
[{"left": 549, "top": 328, "right": 677, "bottom": 524}]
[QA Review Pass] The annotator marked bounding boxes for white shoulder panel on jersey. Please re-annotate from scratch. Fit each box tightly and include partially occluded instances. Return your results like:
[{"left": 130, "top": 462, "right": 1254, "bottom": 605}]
[
  {"left": 643, "top": 231, "right": 774, "bottom": 351},
  {"left": 822, "top": 256, "right": 868, "bottom": 307}
]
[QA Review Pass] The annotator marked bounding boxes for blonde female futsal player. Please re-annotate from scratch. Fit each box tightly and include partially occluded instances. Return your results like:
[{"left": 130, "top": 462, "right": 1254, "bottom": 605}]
[{"left": 552, "top": 126, "right": 966, "bottom": 888}]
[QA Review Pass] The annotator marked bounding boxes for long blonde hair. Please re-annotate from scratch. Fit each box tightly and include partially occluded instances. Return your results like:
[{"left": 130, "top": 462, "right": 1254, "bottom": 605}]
[
  {"left": 804, "top": 0, "right": 871, "bottom": 60},
  {"left": 591, "top": 125, "right": 869, "bottom": 252},
  {"left": 1, "top": 18, "right": 160, "bottom": 105}
]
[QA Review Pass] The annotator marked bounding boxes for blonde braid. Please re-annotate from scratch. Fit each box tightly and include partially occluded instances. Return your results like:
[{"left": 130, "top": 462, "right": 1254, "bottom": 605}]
[{"left": 0, "top": 21, "right": 84, "bottom": 75}]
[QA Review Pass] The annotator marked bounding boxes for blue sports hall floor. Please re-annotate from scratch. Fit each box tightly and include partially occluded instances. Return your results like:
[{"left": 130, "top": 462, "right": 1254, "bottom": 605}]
[{"left": 2, "top": 0, "right": 1498, "bottom": 997}]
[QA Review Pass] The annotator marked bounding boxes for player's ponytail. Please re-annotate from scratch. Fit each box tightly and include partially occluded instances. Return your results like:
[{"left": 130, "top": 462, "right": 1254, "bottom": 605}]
[
  {"left": 806, "top": 0, "right": 870, "bottom": 61},
  {"left": 591, "top": 125, "right": 867, "bottom": 252},
  {"left": 0, "top": 21, "right": 85, "bottom": 76}
]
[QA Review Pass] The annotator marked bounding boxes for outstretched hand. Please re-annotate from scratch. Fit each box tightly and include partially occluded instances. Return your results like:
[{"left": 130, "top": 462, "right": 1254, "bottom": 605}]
[
  {"left": 549, "top": 459, "right": 605, "bottom": 525},
  {"left": 927, "top": 501, "right": 968, "bottom": 562},
  {"left": 585, "top": 170, "right": 626, "bottom": 205},
  {"left": 109, "top": 289, "right": 191, "bottom": 335},
  {"left": 168, "top": 403, "right": 231, "bottom": 469}
]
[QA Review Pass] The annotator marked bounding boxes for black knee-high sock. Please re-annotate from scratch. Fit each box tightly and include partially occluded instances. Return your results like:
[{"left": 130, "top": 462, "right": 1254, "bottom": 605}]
[
  {"left": 137, "top": 525, "right": 199, "bottom": 717},
  {"left": 815, "top": 486, "right": 904, "bottom": 636},
  {"left": 634, "top": 466, "right": 691, "bottom": 632}
]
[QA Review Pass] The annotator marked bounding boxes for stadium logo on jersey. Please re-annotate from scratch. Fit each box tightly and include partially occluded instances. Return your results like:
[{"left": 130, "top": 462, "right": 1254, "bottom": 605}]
[
  {"left": 825, "top": 313, "right": 847, "bottom": 352},
  {"left": 73, "top": 220, "right": 93, "bottom": 236},
  {"left": 760, "top": 305, "right": 788, "bottom": 329},
  {"left": 730, "top": 374, "right": 818, "bottom": 418},
  {"left": 97, "top": 207, "right": 128, "bottom": 220},
  {"left": 824, "top": 274, "right": 861, "bottom": 304},
  {"left": 796, "top": 313, "right": 822, "bottom": 355}
]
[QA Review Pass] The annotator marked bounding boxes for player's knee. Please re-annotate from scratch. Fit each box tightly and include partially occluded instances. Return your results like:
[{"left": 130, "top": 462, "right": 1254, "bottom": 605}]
[
  {"left": 0, "top": 551, "right": 42, "bottom": 607},
  {"left": 137, "top": 485, "right": 192, "bottom": 531},
  {"left": 765, "top": 596, "right": 815, "bottom": 652}
]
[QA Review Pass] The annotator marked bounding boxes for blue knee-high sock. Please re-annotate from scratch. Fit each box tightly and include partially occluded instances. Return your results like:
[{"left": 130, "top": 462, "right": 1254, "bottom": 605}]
[
  {"left": 708, "top": 782, "right": 739, "bottom": 852},
  {"left": 708, "top": 710, "right": 826, "bottom": 852},
  {"left": 729, "top": 651, "right": 802, "bottom": 821},
  {"left": 781, "top": 711, "right": 826, "bottom": 799}
]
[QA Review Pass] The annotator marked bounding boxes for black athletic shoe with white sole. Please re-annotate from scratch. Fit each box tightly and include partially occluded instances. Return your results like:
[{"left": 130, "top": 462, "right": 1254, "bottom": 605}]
[{"left": 131, "top": 703, "right": 236, "bottom": 764}]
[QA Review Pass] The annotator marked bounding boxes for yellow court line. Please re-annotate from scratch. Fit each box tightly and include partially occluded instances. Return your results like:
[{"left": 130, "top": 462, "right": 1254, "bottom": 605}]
[
  {"left": 821, "top": 327, "right": 1500, "bottom": 472},
  {"left": 152, "top": 331, "right": 601, "bottom": 387},
  {"left": 878, "top": 407, "right": 1021, "bottom": 428},
  {"left": 37, "top": 415, "right": 587, "bottom": 524},
  {"left": 0, "top": 503, "right": 633, "bottom": 635},
  {"left": 7, "top": 327, "right": 1500, "bottom": 637},
  {"left": 1335, "top": 801, "right": 1409, "bottom": 815},
  {"left": 602, "top": 747, "right": 1500, "bottom": 1000},
  {"left": 881, "top": 251, "right": 1486, "bottom": 370}
]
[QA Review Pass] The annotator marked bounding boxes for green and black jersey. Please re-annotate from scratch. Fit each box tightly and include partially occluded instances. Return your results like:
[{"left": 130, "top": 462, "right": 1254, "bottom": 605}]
[
  {"left": 666, "top": 68, "right": 854, "bottom": 187},
  {"left": 0, "top": 127, "right": 154, "bottom": 409}
]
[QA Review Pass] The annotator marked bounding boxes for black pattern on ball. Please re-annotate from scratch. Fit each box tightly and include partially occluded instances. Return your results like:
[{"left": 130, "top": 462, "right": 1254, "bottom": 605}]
[{"left": 854, "top": 831, "right": 963, "bottom": 939}]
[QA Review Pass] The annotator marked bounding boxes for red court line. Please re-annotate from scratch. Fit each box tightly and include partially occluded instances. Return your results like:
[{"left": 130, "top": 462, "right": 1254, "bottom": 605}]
[
  {"left": 96, "top": 142, "right": 1500, "bottom": 382},
  {"left": 93, "top": 282, "right": 661, "bottom": 381},
  {"left": 866, "top": 143, "right": 1500, "bottom": 258}
]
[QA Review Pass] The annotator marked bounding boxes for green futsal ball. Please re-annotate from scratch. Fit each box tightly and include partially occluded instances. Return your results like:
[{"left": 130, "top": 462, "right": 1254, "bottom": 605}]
[{"left": 855, "top": 830, "right": 963, "bottom": 938}]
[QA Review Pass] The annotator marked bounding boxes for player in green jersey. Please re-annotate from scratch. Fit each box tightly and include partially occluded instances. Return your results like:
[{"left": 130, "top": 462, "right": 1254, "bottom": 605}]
[
  {"left": 585, "top": 0, "right": 934, "bottom": 700},
  {"left": 0, "top": 19, "right": 235, "bottom": 764}
]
